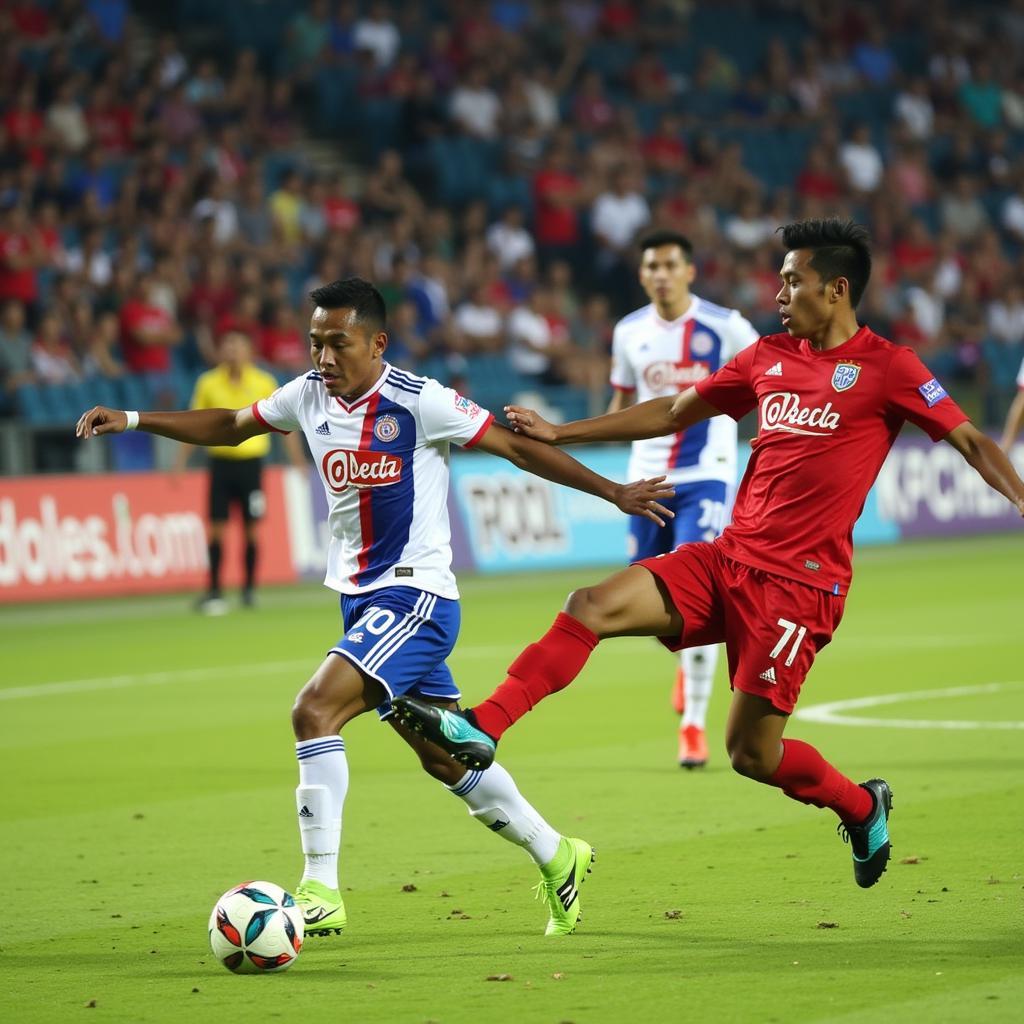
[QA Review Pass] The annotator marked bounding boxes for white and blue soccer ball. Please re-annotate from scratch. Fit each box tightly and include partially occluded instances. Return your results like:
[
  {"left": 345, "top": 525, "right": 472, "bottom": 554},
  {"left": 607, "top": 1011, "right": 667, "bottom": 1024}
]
[{"left": 208, "top": 880, "right": 304, "bottom": 974}]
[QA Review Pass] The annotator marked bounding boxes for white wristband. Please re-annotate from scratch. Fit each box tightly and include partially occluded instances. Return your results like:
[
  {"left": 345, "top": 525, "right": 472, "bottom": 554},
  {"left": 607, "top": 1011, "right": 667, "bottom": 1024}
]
[{"left": 124, "top": 410, "right": 140, "bottom": 431}]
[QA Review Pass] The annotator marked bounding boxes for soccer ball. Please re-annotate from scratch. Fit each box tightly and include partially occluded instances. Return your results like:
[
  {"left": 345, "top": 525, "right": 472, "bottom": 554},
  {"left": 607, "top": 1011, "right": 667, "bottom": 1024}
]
[{"left": 208, "top": 880, "right": 304, "bottom": 974}]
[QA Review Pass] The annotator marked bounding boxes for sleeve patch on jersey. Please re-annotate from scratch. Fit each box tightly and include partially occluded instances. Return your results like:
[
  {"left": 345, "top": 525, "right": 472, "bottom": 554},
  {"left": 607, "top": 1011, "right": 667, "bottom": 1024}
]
[
  {"left": 918, "top": 378, "right": 948, "bottom": 408},
  {"left": 453, "top": 393, "right": 482, "bottom": 417}
]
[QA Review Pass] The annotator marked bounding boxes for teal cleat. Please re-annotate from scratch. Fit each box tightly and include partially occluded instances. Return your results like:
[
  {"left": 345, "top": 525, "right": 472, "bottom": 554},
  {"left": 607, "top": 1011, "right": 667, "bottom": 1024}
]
[
  {"left": 294, "top": 879, "right": 347, "bottom": 936},
  {"left": 535, "top": 837, "right": 595, "bottom": 936},
  {"left": 838, "top": 779, "right": 893, "bottom": 889},
  {"left": 392, "top": 696, "right": 497, "bottom": 770}
]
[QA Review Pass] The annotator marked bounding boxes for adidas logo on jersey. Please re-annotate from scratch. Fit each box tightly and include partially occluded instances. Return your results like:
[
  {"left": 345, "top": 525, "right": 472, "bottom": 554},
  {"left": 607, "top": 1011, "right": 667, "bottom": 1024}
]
[
  {"left": 764, "top": 361, "right": 783, "bottom": 376},
  {"left": 759, "top": 666, "right": 777, "bottom": 684},
  {"left": 299, "top": 805, "right": 314, "bottom": 818},
  {"left": 315, "top": 421, "right": 330, "bottom": 436}
]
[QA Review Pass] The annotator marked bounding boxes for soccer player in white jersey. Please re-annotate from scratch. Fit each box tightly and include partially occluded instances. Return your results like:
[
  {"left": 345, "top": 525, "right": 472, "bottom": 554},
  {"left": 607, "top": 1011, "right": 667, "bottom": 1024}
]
[
  {"left": 999, "top": 355, "right": 1024, "bottom": 452},
  {"left": 76, "top": 278, "right": 673, "bottom": 938},
  {"left": 609, "top": 230, "right": 759, "bottom": 768}
]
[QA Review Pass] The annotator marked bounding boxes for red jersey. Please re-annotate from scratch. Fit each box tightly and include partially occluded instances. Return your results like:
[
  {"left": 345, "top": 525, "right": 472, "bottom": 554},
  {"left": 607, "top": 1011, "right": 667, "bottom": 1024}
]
[
  {"left": 120, "top": 301, "right": 174, "bottom": 372},
  {"left": 532, "top": 170, "right": 581, "bottom": 246},
  {"left": 695, "top": 326, "right": 968, "bottom": 595},
  {"left": 0, "top": 231, "right": 38, "bottom": 302}
]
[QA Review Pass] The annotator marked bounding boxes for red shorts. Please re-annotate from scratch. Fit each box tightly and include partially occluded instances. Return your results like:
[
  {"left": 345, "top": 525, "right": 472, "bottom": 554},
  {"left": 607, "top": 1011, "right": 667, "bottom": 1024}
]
[{"left": 638, "top": 542, "right": 846, "bottom": 714}]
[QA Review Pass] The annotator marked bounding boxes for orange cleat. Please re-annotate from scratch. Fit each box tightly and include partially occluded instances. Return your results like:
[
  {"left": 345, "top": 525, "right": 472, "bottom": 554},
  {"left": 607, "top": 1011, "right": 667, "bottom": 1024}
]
[
  {"left": 678, "top": 724, "right": 708, "bottom": 769},
  {"left": 671, "top": 666, "right": 686, "bottom": 715}
]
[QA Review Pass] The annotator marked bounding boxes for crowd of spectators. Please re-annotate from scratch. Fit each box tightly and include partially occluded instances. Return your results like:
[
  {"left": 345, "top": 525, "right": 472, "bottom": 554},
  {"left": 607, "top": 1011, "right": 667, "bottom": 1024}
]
[{"left": 2, "top": 0, "right": 1024, "bottom": 444}]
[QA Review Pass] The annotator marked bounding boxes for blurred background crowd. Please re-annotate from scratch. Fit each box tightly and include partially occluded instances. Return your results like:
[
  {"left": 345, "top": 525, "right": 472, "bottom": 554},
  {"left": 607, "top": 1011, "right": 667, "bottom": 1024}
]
[{"left": 2, "top": 0, "right": 1024, "bottom": 471}]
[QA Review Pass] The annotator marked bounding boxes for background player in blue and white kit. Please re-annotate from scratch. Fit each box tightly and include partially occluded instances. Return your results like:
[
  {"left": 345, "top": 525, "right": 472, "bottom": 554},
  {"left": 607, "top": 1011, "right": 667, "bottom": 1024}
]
[
  {"left": 608, "top": 230, "right": 759, "bottom": 768},
  {"left": 76, "top": 278, "right": 672, "bottom": 937}
]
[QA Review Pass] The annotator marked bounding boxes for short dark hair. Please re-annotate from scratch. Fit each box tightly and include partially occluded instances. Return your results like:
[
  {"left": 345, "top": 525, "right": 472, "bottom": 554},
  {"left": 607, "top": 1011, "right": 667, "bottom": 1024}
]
[
  {"left": 779, "top": 218, "right": 872, "bottom": 308},
  {"left": 309, "top": 278, "right": 387, "bottom": 332},
  {"left": 637, "top": 229, "right": 694, "bottom": 262}
]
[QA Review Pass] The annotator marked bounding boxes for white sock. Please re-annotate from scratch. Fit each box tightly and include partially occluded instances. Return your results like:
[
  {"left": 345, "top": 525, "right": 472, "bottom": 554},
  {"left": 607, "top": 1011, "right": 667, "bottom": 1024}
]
[
  {"left": 295, "top": 735, "right": 348, "bottom": 890},
  {"left": 446, "top": 761, "right": 561, "bottom": 867},
  {"left": 681, "top": 644, "right": 717, "bottom": 730}
]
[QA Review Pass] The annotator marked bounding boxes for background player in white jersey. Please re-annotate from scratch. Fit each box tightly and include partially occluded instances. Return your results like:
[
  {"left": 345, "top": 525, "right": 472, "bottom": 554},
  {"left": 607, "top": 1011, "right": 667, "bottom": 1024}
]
[
  {"left": 76, "top": 278, "right": 673, "bottom": 938},
  {"left": 608, "top": 230, "right": 759, "bottom": 768},
  {"left": 999, "top": 355, "right": 1024, "bottom": 452}
]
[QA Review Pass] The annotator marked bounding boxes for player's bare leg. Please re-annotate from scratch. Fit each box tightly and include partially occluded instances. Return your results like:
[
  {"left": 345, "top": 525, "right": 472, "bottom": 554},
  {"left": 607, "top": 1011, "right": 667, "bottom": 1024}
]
[
  {"left": 725, "top": 689, "right": 893, "bottom": 888},
  {"left": 394, "top": 564, "right": 680, "bottom": 764},
  {"left": 563, "top": 563, "right": 684, "bottom": 639},
  {"left": 390, "top": 708, "right": 594, "bottom": 934},
  {"left": 290, "top": 654, "right": 386, "bottom": 934}
]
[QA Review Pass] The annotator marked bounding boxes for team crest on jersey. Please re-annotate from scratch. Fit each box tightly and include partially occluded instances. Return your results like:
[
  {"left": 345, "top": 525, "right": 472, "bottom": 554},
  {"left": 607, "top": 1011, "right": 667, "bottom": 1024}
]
[
  {"left": 689, "top": 330, "right": 714, "bottom": 357},
  {"left": 373, "top": 414, "right": 400, "bottom": 443},
  {"left": 831, "top": 362, "right": 861, "bottom": 392}
]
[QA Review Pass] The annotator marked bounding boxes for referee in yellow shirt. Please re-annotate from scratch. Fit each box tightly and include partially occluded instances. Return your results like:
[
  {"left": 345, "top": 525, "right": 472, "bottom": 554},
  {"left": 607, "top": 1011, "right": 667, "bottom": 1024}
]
[{"left": 175, "top": 329, "right": 304, "bottom": 614}]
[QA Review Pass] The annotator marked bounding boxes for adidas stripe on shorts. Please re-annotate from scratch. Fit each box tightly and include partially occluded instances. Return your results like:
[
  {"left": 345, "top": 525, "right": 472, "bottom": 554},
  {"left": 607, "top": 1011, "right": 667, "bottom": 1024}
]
[{"left": 331, "top": 586, "right": 461, "bottom": 719}]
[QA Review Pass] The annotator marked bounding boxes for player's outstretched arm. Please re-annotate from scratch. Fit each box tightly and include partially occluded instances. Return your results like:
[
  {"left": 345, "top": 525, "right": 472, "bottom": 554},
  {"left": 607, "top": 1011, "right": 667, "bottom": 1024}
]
[
  {"left": 999, "top": 391, "right": 1024, "bottom": 452},
  {"left": 946, "top": 421, "right": 1024, "bottom": 516},
  {"left": 76, "top": 405, "right": 268, "bottom": 447},
  {"left": 506, "top": 387, "right": 721, "bottom": 446},
  {"left": 472, "top": 421, "right": 675, "bottom": 525}
]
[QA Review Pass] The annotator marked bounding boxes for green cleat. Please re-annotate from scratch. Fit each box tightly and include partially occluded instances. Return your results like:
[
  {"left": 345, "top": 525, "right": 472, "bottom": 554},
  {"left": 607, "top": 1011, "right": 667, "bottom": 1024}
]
[
  {"left": 294, "top": 879, "right": 347, "bottom": 936},
  {"left": 535, "top": 837, "right": 595, "bottom": 936},
  {"left": 392, "top": 696, "right": 497, "bottom": 770},
  {"left": 838, "top": 779, "right": 893, "bottom": 889}
]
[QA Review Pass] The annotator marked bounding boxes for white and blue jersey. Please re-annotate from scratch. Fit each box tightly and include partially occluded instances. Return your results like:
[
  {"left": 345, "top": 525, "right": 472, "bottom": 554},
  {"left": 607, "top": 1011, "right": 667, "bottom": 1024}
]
[
  {"left": 609, "top": 294, "right": 759, "bottom": 487},
  {"left": 610, "top": 295, "right": 758, "bottom": 561},
  {"left": 253, "top": 362, "right": 494, "bottom": 599},
  {"left": 253, "top": 362, "right": 494, "bottom": 711}
]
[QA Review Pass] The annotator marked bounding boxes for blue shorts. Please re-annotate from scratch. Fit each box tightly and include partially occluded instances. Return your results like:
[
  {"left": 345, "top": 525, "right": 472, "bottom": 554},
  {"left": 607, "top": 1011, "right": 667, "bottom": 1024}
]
[
  {"left": 627, "top": 480, "right": 730, "bottom": 561},
  {"left": 330, "top": 587, "right": 461, "bottom": 720}
]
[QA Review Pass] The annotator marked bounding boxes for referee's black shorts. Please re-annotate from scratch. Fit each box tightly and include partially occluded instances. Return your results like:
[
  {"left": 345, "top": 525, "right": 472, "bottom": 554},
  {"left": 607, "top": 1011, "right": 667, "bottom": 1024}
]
[{"left": 208, "top": 457, "right": 265, "bottom": 523}]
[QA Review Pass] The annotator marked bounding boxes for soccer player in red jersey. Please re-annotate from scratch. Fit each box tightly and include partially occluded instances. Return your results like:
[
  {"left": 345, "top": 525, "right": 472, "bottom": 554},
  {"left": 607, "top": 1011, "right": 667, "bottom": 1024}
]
[{"left": 395, "top": 219, "right": 1024, "bottom": 888}]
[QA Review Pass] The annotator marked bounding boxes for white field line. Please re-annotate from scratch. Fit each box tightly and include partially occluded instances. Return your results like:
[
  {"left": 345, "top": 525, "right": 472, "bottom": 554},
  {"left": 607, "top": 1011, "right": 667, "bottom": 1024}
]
[
  {"left": 0, "top": 640, "right": 655, "bottom": 702},
  {"left": 794, "top": 681, "right": 1024, "bottom": 730}
]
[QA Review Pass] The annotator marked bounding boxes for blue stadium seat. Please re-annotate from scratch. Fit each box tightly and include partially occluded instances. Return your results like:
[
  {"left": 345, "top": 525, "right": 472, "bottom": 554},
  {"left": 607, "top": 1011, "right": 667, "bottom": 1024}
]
[
  {"left": 83, "top": 375, "right": 120, "bottom": 411},
  {"left": 14, "top": 384, "right": 56, "bottom": 426},
  {"left": 585, "top": 40, "right": 634, "bottom": 79},
  {"left": 543, "top": 386, "right": 591, "bottom": 423},
  {"left": 314, "top": 67, "right": 359, "bottom": 136},
  {"left": 50, "top": 381, "right": 92, "bottom": 424},
  {"left": 359, "top": 97, "right": 401, "bottom": 159},
  {"left": 115, "top": 374, "right": 156, "bottom": 412}
]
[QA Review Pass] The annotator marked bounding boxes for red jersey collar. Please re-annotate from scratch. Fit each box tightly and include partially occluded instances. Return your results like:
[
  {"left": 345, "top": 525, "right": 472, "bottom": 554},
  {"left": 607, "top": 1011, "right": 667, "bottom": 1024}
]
[{"left": 799, "top": 324, "right": 871, "bottom": 359}]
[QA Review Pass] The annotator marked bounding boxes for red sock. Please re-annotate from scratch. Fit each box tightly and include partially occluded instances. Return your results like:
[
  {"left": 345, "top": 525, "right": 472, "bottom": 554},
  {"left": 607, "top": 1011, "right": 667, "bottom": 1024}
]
[
  {"left": 472, "top": 612, "right": 599, "bottom": 740},
  {"left": 768, "top": 739, "right": 873, "bottom": 825}
]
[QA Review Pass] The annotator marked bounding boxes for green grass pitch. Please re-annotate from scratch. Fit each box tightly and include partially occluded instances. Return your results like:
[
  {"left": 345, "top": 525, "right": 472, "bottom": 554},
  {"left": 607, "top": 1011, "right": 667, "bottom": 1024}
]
[{"left": 1, "top": 534, "right": 1022, "bottom": 1023}]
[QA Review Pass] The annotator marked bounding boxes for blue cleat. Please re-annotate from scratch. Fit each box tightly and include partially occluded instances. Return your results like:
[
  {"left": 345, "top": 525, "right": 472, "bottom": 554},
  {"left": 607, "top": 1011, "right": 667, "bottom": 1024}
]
[
  {"left": 392, "top": 696, "right": 496, "bottom": 770},
  {"left": 838, "top": 779, "right": 893, "bottom": 889}
]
